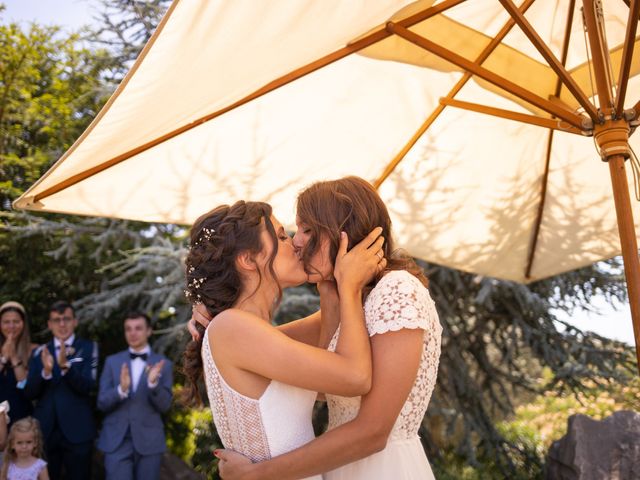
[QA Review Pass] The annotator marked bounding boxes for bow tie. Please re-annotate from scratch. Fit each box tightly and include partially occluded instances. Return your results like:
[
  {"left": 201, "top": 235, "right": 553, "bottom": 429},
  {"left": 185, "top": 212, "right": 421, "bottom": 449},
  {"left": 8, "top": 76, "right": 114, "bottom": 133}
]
[{"left": 130, "top": 352, "right": 148, "bottom": 361}]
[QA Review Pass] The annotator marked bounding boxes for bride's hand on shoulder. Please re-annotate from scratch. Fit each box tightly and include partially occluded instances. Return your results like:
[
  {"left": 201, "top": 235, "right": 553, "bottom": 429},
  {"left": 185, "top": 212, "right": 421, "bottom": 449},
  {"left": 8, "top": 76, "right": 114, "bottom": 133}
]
[
  {"left": 334, "top": 227, "right": 387, "bottom": 293},
  {"left": 187, "top": 304, "right": 213, "bottom": 341},
  {"left": 215, "top": 449, "right": 254, "bottom": 479}
]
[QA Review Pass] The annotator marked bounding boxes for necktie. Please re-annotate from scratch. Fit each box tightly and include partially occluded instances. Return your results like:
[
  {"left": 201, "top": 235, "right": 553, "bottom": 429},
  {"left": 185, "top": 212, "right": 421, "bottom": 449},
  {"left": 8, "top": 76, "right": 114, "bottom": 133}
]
[{"left": 130, "top": 352, "right": 148, "bottom": 361}]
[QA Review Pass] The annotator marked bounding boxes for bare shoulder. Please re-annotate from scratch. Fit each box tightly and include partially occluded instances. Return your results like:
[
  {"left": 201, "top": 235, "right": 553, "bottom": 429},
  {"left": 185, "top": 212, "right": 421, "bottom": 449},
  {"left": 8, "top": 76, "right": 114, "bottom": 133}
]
[{"left": 207, "top": 309, "right": 270, "bottom": 341}]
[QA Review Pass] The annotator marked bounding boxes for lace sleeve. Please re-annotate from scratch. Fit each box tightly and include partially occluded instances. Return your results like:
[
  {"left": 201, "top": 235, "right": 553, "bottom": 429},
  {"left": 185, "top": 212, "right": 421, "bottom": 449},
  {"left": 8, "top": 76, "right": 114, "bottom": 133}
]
[{"left": 364, "top": 270, "right": 437, "bottom": 336}]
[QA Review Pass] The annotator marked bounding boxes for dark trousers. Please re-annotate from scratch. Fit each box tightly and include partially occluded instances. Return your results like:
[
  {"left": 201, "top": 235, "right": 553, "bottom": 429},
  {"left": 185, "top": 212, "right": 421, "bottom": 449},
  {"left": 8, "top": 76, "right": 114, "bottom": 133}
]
[{"left": 46, "top": 426, "right": 92, "bottom": 480}]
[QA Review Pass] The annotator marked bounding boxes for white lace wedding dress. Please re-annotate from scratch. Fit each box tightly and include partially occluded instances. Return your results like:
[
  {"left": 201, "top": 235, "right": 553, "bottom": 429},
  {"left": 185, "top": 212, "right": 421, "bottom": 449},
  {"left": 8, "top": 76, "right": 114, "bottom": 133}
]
[
  {"left": 325, "top": 270, "right": 442, "bottom": 479},
  {"left": 201, "top": 328, "right": 322, "bottom": 480}
]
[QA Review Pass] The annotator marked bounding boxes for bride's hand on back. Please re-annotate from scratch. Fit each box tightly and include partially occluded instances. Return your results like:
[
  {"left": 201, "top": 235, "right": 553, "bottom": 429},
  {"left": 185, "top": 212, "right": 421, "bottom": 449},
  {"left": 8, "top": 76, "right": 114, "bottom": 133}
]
[
  {"left": 215, "top": 449, "right": 253, "bottom": 479},
  {"left": 334, "top": 227, "right": 386, "bottom": 293},
  {"left": 187, "top": 303, "right": 213, "bottom": 341}
]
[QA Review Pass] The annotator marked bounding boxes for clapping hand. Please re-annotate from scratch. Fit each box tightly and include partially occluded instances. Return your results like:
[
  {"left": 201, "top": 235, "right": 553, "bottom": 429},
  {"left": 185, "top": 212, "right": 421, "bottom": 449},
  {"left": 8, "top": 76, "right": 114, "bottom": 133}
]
[
  {"left": 57, "top": 341, "right": 68, "bottom": 369},
  {"left": 1, "top": 333, "right": 16, "bottom": 362},
  {"left": 120, "top": 363, "right": 131, "bottom": 393},
  {"left": 147, "top": 359, "right": 165, "bottom": 385},
  {"left": 41, "top": 346, "right": 54, "bottom": 376}
]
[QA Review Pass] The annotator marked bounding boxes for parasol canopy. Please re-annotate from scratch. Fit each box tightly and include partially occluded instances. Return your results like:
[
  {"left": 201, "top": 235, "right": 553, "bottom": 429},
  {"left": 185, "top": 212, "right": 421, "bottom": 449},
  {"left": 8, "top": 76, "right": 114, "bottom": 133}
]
[{"left": 14, "top": 0, "right": 640, "bottom": 361}]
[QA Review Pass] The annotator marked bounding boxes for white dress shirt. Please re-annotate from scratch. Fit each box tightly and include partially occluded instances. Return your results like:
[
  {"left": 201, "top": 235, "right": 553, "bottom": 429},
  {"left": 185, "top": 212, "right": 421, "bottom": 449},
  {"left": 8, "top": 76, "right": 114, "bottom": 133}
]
[
  {"left": 129, "top": 345, "right": 150, "bottom": 393},
  {"left": 54, "top": 334, "right": 75, "bottom": 354}
]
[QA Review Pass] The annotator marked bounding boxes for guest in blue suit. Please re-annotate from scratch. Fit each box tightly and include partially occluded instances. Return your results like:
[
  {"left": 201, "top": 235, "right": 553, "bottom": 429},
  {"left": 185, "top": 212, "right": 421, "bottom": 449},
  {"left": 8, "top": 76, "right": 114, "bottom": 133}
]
[
  {"left": 24, "top": 300, "right": 98, "bottom": 480},
  {"left": 97, "top": 311, "right": 173, "bottom": 480}
]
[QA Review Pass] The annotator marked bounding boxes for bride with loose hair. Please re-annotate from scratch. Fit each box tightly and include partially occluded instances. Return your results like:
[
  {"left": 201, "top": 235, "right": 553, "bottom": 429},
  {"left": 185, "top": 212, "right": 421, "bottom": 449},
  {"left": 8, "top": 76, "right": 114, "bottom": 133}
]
[
  {"left": 182, "top": 199, "right": 386, "bottom": 479},
  {"left": 194, "top": 177, "right": 442, "bottom": 480}
]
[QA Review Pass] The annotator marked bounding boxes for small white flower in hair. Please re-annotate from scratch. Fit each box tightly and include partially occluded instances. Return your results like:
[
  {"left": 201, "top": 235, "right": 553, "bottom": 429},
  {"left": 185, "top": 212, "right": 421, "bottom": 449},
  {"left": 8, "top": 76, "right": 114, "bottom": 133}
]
[
  {"left": 194, "top": 227, "right": 216, "bottom": 246},
  {"left": 187, "top": 277, "right": 206, "bottom": 290}
]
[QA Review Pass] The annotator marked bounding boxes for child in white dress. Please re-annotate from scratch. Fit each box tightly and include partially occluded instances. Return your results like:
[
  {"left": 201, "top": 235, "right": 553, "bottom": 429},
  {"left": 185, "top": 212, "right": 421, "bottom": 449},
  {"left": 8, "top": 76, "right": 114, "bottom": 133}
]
[{"left": 0, "top": 417, "right": 48, "bottom": 480}]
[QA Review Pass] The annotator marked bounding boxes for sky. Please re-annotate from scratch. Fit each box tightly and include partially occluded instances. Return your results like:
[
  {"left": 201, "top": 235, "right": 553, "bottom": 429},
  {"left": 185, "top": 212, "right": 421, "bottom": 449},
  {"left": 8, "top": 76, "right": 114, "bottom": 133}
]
[
  {"left": 2, "top": 1, "right": 637, "bottom": 346},
  {"left": 3, "top": 0, "right": 100, "bottom": 30}
]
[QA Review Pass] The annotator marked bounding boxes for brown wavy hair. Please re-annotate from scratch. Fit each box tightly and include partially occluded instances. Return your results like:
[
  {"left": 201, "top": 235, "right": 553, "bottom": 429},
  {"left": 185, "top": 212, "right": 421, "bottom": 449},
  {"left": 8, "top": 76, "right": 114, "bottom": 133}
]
[
  {"left": 181, "top": 200, "right": 280, "bottom": 405},
  {"left": 296, "top": 176, "right": 427, "bottom": 288},
  {"left": 0, "top": 303, "right": 32, "bottom": 368},
  {"left": 1, "top": 416, "right": 45, "bottom": 480}
]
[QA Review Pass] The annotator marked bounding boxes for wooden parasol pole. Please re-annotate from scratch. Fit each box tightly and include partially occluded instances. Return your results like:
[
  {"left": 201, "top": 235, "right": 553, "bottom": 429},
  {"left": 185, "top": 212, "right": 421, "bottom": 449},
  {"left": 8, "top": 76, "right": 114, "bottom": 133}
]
[{"left": 583, "top": 0, "right": 640, "bottom": 371}]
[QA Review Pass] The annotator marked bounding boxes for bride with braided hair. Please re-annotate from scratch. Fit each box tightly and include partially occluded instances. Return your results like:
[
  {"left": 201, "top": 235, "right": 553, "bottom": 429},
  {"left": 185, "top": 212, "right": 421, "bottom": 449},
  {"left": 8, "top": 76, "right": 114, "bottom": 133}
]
[{"left": 182, "top": 200, "right": 386, "bottom": 479}]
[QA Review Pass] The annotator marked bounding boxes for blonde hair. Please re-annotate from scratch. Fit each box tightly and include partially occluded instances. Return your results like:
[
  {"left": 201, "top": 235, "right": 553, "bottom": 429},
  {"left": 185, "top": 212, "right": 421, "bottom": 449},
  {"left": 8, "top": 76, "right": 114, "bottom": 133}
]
[{"left": 0, "top": 417, "right": 45, "bottom": 480}]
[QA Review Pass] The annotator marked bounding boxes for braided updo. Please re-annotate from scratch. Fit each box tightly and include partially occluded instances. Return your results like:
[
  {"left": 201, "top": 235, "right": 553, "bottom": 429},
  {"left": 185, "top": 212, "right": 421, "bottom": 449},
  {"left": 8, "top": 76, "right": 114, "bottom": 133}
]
[{"left": 182, "top": 200, "right": 280, "bottom": 405}]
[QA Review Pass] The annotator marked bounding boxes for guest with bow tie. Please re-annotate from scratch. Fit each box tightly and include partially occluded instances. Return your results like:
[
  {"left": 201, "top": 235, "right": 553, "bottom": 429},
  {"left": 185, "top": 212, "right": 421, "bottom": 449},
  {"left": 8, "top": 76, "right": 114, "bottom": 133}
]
[
  {"left": 24, "top": 300, "right": 98, "bottom": 480},
  {"left": 97, "top": 312, "right": 173, "bottom": 480}
]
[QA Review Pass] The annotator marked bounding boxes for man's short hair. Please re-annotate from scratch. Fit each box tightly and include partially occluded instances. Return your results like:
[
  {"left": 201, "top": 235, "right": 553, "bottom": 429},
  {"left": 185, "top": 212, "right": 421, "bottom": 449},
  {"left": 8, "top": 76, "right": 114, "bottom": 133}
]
[
  {"left": 124, "top": 311, "right": 151, "bottom": 328},
  {"left": 50, "top": 300, "right": 75, "bottom": 317}
]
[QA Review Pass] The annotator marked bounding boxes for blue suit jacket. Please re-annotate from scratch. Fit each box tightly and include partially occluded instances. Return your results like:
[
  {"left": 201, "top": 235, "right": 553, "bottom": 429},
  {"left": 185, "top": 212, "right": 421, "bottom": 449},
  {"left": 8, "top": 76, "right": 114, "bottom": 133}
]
[
  {"left": 97, "top": 349, "right": 173, "bottom": 455},
  {"left": 24, "top": 337, "right": 98, "bottom": 443}
]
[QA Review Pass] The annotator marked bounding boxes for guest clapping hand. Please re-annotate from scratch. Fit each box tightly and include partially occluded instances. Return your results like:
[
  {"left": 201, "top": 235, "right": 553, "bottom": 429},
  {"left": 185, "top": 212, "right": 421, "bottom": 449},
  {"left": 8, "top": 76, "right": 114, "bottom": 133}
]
[
  {"left": 39, "top": 347, "right": 54, "bottom": 379},
  {"left": 0, "top": 301, "right": 36, "bottom": 425},
  {"left": 146, "top": 360, "right": 165, "bottom": 386},
  {"left": 119, "top": 363, "right": 131, "bottom": 395}
]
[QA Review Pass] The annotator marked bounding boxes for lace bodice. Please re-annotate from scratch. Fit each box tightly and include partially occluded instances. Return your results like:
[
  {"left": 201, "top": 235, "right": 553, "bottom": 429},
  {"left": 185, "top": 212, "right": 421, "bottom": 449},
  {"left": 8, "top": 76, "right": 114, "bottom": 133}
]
[
  {"left": 201, "top": 327, "right": 320, "bottom": 467},
  {"left": 7, "top": 459, "right": 47, "bottom": 480},
  {"left": 327, "top": 270, "right": 442, "bottom": 441}
]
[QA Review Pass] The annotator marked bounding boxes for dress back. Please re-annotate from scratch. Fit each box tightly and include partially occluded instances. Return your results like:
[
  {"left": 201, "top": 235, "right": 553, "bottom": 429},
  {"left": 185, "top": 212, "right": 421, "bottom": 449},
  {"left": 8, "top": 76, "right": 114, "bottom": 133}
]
[{"left": 202, "top": 326, "right": 321, "bottom": 471}]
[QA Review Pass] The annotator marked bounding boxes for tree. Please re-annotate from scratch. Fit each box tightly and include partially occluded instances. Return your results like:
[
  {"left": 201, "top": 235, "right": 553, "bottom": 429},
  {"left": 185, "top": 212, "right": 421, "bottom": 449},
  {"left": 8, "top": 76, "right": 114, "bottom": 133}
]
[
  {"left": 0, "top": 19, "right": 111, "bottom": 209},
  {"left": 0, "top": 6, "right": 182, "bottom": 350},
  {"left": 0, "top": 14, "right": 117, "bottom": 329}
]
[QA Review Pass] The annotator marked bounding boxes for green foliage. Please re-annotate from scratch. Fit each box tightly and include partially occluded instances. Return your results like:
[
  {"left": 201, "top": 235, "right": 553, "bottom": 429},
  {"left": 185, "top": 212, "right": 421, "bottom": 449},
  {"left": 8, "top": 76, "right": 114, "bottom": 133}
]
[
  {"left": 497, "top": 374, "right": 640, "bottom": 456},
  {"left": 0, "top": 20, "right": 112, "bottom": 208},
  {"left": 164, "top": 385, "right": 223, "bottom": 480},
  {"left": 0, "top": 12, "right": 117, "bottom": 334},
  {"left": 432, "top": 451, "right": 534, "bottom": 480},
  {"left": 433, "top": 376, "right": 640, "bottom": 479}
]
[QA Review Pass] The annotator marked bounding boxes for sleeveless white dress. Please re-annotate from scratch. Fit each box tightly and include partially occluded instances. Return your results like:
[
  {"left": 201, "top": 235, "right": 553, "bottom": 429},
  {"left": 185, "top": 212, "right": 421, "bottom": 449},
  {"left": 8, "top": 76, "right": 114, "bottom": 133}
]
[
  {"left": 202, "top": 328, "right": 322, "bottom": 480},
  {"left": 325, "top": 270, "right": 442, "bottom": 479}
]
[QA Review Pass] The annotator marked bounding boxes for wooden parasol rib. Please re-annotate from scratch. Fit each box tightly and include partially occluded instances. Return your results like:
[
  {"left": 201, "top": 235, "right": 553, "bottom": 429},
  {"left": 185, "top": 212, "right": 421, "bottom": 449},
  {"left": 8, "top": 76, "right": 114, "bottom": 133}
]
[
  {"left": 525, "top": 0, "right": 576, "bottom": 280},
  {"left": 499, "top": 0, "right": 599, "bottom": 122},
  {"left": 374, "top": 0, "right": 537, "bottom": 188},
  {"left": 385, "top": 22, "right": 587, "bottom": 129},
  {"left": 438, "top": 98, "right": 585, "bottom": 134},
  {"left": 615, "top": 0, "right": 639, "bottom": 117}
]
